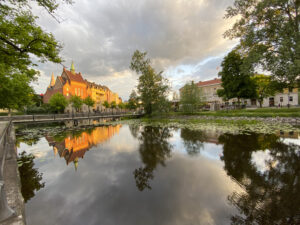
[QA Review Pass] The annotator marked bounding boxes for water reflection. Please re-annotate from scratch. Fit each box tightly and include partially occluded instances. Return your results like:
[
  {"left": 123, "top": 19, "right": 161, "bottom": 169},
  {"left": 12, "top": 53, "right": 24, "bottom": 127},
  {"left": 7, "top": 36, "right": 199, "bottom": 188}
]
[
  {"left": 18, "top": 151, "right": 45, "bottom": 202},
  {"left": 219, "top": 133, "right": 300, "bottom": 224},
  {"left": 180, "top": 128, "right": 206, "bottom": 156},
  {"left": 132, "top": 126, "right": 172, "bottom": 191},
  {"left": 46, "top": 125, "right": 121, "bottom": 170}
]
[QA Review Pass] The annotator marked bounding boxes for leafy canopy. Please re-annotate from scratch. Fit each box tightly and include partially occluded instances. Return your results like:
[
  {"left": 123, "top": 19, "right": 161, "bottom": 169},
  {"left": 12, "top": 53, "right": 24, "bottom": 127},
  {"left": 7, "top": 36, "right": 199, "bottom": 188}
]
[
  {"left": 180, "top": 81, "right": 204, "bottom": 113},
  {"left": 49, "top": 93, "right": 68, "bottom": 113},
  {"left": 130, "top": 50, "right": 169, "bottom": 114},
  {"left": 69, "top": 95, "right": 83, "bottom": 111},
  {"left": 225, "top": 0, "right": 300, "bottom": 88},
  {"left": 83, "top": 96, "right": 95, "bottom": 107},
  {"left": 217, "top": 50, "right": 257, "bottom": 102},
  {"left": 0, "top": 0, "right": 72, "bottom": 110}
]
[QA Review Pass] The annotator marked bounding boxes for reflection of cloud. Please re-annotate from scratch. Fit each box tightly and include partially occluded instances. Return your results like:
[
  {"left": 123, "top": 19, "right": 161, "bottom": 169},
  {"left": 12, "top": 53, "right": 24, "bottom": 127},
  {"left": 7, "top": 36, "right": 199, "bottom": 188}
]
[
  {"left": 281, "top": 138, "right": 300, "bottom": 146},
  {"left": 18, "top": 139, "right": 52, "bottom": 159},
  {"left": 25, "top": 137, "right": 241, "bottom": 225},
  {"left": 251, "top": 150, "right": 277, "bottom": 173}
]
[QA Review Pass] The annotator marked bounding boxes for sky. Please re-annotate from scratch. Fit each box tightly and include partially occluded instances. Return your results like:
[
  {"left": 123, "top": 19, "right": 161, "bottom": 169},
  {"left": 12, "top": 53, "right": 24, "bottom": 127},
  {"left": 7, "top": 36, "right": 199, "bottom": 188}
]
[{"left": 31, "top": 0, "right": 238, "bottom": 100}]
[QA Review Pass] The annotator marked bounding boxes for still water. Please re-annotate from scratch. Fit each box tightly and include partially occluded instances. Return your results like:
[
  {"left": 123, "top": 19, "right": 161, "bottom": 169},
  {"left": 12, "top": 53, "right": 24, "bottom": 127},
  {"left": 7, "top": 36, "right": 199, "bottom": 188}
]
[{"left": 16, "top": 124, "right": 300, "bottom": 225}]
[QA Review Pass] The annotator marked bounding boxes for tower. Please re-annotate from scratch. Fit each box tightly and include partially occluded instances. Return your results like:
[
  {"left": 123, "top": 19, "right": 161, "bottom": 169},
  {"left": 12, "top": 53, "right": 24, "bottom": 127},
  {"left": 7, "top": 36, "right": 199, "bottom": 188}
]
[
  {"left": 49, "top": 73, "right": 55, "bottom": 88},
  {"left": 70, "top": 61, "right": 75, "bottom": 74}
]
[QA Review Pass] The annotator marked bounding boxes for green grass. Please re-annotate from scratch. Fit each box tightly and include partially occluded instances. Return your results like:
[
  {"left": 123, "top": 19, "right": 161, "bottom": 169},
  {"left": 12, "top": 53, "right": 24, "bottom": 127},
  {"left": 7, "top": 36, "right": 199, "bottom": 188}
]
[{"left": 161, "top": 107, "right": 300, "bottom": 118}]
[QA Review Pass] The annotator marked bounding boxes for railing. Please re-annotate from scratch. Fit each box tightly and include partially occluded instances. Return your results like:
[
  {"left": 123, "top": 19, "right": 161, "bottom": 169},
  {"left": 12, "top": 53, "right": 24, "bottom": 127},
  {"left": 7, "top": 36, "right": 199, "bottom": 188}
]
[
  {"left": 0, "top": 110, "right": 143, "bottom": 122},
  {"left": 0, "top": 120, "right": 15, "bottom": 222}
]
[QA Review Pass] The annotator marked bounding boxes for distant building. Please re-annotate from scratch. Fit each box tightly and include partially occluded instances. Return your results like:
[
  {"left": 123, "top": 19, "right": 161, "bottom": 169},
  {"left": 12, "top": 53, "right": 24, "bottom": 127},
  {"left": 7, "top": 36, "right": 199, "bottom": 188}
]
[
  {"left": 43, "top": 62, "right": 122, "bottom": 108},
  {"left": 180, "top": 78, "right": 299, "bottom": 107}
]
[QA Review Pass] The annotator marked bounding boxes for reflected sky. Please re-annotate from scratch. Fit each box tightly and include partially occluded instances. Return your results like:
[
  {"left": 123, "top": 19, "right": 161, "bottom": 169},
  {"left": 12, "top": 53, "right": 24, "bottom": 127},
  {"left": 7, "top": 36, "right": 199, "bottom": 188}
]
[{"left": 17, "top": 125, "right": 300, "bottom": 225}]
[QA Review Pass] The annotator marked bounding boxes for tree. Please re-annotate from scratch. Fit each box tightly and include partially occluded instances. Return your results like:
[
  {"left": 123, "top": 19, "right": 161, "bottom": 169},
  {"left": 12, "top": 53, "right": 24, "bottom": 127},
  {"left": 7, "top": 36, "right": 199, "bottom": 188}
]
[
  {"left": 69, "top": 95, "right": 82, "bottom": 112},
  {"left": 103, "top": 101, "right": 110, "bottom": 109},
  {"left": 180, "top": 81, "right": 204, "bottom": 113},
  {"left": 224, "top": 0, "right": 300, "bottom": 93},
  {"left": 0, "top": 0, "right": 72, "bottom": 111},
  {"left": 217, "top": 50, "right": 257, "bottom": 104},
  {"left": 0, "top": 73, "right": 34, "bottom": 114},
  {"left": 127, "top": 90, "right": 139, "bottom": 110},
  {"left": 49, "top": 93, "right": 68, "bottom": 113},
  {"left": 130, "top": 50, "right": 169, "bottom": 115},
  {"left": 83, "top": 96, "right": 95, "bottom": 112},
  {"left": 110, "top": 101, "right": 117, "bottom": 109},
  {"left": 252, "top": 74, "right": 277, "bottom": 107},
  {"left": 18, "top": 151, "right": 45, "bottom": 203},
  {"left": 118, "top": 102, "right": 125, "bottom": 109}
]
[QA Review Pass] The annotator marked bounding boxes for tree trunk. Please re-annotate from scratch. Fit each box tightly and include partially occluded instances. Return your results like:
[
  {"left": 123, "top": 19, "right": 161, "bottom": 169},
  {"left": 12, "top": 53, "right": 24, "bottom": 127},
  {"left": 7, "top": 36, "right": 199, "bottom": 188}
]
[
  {"left": 259, "top": 100, "right": 262, "bottom": 108},
  {"left": 8, "top": 108, "right": 11, "bottom": 117}
]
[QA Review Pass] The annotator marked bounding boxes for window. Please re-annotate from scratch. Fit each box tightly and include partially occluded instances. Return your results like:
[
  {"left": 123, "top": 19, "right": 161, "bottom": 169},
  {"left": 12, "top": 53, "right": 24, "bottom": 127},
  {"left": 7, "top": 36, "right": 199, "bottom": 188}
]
[
  {"left": 289, "top": 96, "right": 293, "bottom": 102},
  {"left": 280, "top": 97, "right": 283, "bottom": 102},
  {"left": 75, "top": 88, "right": 77, "bottom": 95},
  {"left": 66, "top": 93, "right": 69, "bottom": 97}
]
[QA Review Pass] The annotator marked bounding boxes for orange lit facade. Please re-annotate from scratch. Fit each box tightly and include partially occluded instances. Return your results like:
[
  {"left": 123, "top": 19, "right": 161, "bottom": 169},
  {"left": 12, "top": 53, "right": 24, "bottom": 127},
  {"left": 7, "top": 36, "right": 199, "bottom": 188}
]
[
  {"left": 46, "top": 125, "right": 122, "bottom": 170},
  {"left": 43, "top": 62, "right": 122, "bottom": 105}
]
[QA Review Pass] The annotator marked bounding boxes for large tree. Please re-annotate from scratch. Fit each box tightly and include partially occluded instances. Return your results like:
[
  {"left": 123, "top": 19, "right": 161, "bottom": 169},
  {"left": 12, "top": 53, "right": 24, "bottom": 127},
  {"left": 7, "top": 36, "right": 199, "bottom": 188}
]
[
  {"left": 83, "top": 96, "right": 95, "bottom": 112},
  {"left": 0, "top": 0, "right": 72, "bottom": 111},
  {"left": 130, "top": 50, "right": 169, "bottom": 115},
  {"left": 217, "top": 50, "right": 257, "bottom": 104},
  {"left": 252, "top": 74, "right": 277, "bottom": 107},
  {"left": 180, "top": 81, "right": 204, "bottom": 113},
  {"left": 224, "top": 0, "right": 300, "bottom": 90},
  {"left": 69, "top": 95, "right": 82, "bottom": 112}
]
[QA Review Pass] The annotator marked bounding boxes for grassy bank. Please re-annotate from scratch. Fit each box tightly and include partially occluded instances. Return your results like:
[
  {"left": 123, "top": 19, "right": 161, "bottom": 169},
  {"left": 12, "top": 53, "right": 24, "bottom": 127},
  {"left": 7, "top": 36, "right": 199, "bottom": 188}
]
[{"left": 160, "top": 107, "right": 300, "bottom": 118}]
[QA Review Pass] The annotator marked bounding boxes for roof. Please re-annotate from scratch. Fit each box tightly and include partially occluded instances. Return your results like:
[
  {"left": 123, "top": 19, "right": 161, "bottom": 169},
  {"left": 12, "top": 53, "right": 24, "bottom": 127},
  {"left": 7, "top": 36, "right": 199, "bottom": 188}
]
[
  {"left": 197, "top": 78, "right": 221, "bottom": 87},
  {"left": 63, "top": 68, "right": 85, "bottom": 83}
]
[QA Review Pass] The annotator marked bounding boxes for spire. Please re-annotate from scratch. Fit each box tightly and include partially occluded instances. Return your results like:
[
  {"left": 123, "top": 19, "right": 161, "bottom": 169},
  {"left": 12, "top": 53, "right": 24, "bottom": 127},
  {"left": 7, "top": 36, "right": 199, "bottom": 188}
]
[
  {"left": 50, "top": 73, "right": 55, "bottom": 87},
  {"left": 74, "top": 157, "right": 78, "bottom": 171},
  {"left": 70, "top": 61, "right": 75, "bottom": 74}
]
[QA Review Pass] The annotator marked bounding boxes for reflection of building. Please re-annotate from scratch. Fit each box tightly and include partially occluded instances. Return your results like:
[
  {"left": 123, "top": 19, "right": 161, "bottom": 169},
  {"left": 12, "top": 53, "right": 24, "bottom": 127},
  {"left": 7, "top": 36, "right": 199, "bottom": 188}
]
[
  {"left": 180, "top": 78, "right": 299, "bottom": 107},
  {"left": 46, "top": 125, "right": 121, "bottom": 170},
  {"left": 43, "top": 62, "right": 122, "bottom": 107}
]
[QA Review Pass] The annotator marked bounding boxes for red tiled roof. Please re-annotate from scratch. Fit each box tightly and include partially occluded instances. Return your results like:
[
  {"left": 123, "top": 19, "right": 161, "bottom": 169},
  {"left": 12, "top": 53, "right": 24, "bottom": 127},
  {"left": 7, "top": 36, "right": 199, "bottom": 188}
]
[
  {"left": 197, "top": 78, "right": 221, "bottom": 87},
  {"left": 63, "top": 68, "right": 85, "bottom": 83}
]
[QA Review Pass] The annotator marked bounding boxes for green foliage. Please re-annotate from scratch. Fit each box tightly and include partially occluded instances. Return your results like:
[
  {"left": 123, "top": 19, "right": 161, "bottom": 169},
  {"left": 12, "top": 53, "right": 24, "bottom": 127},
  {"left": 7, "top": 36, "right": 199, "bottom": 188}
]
[
  {"left": 252, "top": 74, "right": 277, "bottom": 107},
  {"left": 0, "top": 0, "right": 72, "bottom": 111},
  {"left": 110, "top": 101, "right": 117, "bottom": 109},
  {"left": 0, "top": 73, "right": 34, "bottom": 111},
  {"left": 180, "top": 81, "right": 204, "bottom": 113},
  {"left": 118, "top": 102, "right": 125, "bottom": 109},
  {"left": 218, "top": 50, "right": 257, "bottom": 102},
  {"left": 130, "top": 50, "right": 170, "bottom": 114},
  {"left": 69, "top": 95, "right": 83, "bottom": 112},
  {"left": 49, "top": 93, "right": 68, "bottom": 113},
  {"left": 103, "top": 100, "right": 110, "bottom": 108},
  {"left": 225, "top": 0, "right": 300, "bottom": 89},
  {"left": 18, "top": 151, "right": 45, "bottom": 203},
  {"left": 83, "top": 96, "right": 95, "bottom": 108},
  {"left": 127, "top": 90, "right": 139, "bottom": 110}
]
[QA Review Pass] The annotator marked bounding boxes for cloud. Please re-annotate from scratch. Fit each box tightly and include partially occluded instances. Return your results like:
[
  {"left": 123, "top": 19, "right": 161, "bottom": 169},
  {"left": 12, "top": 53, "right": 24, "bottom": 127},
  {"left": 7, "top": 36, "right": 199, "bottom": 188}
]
[{"left": 31, "top": 0, "right": 237, "bottom": 99}]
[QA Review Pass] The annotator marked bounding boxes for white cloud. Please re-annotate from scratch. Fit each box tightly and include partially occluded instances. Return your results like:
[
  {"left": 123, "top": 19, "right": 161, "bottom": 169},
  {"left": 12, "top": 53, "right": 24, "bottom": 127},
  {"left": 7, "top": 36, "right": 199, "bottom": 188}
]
[{"left": 31, "top": 0, "right": 237, "bottom": 100}]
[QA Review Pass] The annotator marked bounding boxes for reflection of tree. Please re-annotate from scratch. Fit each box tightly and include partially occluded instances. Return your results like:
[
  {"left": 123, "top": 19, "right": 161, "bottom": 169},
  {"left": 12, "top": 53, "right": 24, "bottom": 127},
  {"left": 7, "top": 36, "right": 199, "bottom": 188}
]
[
  {"left": 219, "top": 133, "right": 300, "bottom": 224},
  {"left": 16, "top": 135, "right": 41, "bottom": 147},
  {"left": 133, "top": 126, "right": 172, "bottom": 191},
  {"left": 180, "top": 129, "right": 206, "bottom": 156},
  {"left": 18, "top": 151, "right": 45, "bottom": 203},
  {"left": 129, "top": 124, "right": 140, "bottom": 139}
]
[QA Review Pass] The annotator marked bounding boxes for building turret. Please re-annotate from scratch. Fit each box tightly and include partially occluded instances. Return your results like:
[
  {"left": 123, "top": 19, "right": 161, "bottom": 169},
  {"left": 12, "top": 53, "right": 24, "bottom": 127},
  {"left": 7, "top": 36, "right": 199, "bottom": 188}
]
[
  {"left": 70, "top": 61, "right": 75, "bottom": 74},
  {"left": 49, "top": 73, "right": 55, "bottom": 88}
]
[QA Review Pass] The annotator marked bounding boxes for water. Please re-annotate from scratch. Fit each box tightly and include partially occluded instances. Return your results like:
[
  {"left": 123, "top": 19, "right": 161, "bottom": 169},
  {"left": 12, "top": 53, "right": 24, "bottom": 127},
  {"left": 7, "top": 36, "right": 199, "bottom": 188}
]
[{"left": 16, "top": 124, "right": 300, "bottom": 225}]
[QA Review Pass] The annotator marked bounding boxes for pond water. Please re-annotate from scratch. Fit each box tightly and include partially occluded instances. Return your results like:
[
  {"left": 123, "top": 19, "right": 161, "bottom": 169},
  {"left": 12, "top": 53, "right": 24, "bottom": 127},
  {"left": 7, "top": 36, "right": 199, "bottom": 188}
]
[{"left": 16, "top": 124, "right": 300, "bottom": 225}]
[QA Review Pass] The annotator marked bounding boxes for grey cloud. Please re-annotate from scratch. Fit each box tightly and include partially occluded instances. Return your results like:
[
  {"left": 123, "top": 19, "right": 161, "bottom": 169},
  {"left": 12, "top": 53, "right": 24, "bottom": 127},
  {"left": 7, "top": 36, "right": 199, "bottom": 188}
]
[{"left": 32, "top": 0, "right": 236, "bottom": 99}]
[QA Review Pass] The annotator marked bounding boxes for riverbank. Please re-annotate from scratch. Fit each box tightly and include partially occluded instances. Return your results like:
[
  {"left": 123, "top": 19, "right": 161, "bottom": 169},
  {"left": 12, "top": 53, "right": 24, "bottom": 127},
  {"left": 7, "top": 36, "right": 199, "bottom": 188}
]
[{"left": 161, "top": 107, "right": 300, "bottom": 118}]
